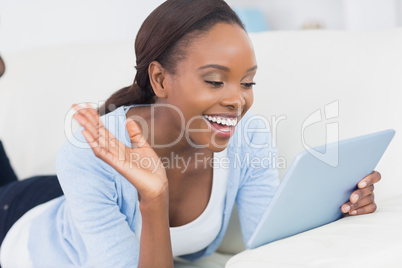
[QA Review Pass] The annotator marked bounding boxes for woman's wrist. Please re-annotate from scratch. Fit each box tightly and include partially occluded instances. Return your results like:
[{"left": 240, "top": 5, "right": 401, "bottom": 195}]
[
  {"left": 138, "top": 187, "right": 173, "bottom": 268},
  {"left": 139, "top": 187, "right": 169, "bottom": 214}
]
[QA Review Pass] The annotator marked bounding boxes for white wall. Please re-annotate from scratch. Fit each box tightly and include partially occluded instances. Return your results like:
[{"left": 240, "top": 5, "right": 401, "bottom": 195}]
[
  {"left": 227, "top": 0, "right": 402, "bottom": 30},
  {"left": 399, "top": 0, "right": 402, "bottom": 25},
  {"left": 343, "top": 0, "right": 400, "bottom": 30},
  {"left": 0, "top": 0, "right": 164, "bottom": 54},
  {"left": 1, "top": 0, "right": 401, "bottom": 54},
  {"left": 227, "top": 0, "right": 344, "bottom": 30}
]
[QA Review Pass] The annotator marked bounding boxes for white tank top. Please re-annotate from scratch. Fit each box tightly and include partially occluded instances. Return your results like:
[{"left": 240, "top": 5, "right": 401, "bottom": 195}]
[{"left": 135, "top": 148, "right": 229, "bottom": 257}]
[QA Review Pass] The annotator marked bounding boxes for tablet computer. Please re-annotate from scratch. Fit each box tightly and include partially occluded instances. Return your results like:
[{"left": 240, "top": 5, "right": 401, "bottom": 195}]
[{"left": 247, "top": 129, "right": 395, "bottom": 249}]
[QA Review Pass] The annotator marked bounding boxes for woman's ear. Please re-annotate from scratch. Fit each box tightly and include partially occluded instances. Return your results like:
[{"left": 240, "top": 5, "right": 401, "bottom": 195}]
[{"left": 148, "top": 61, "right": 168, "bottom": 99}]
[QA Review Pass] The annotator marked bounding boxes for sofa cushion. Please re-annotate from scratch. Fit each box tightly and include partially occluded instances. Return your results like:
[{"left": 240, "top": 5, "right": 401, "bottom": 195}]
[
  {"left": 1, "top": 29, "right": 401, "bottom": 197},
  {"left": 226, "top": 194, "right": 402, "bottom": 268},
  {"left": 0, "top": 42, "right": 135, "bottom": 179}
]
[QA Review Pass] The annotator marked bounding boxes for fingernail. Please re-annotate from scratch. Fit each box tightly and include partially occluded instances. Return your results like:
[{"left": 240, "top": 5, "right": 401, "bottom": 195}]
[
  {"left": 350, "top": 210, "right": 357, "bottom": 215},
  {"left": 343, "top": 205, "right": 350, "bottom": 213},
  {"left": 352, "top": 194, "right": 359, "bottom": 203},
  {"left": 359, "top": 181, "right": 367, "bottom": 188}
]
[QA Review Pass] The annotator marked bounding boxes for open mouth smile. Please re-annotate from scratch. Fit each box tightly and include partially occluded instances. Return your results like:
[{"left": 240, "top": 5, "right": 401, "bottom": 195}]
[{"left": 202, "top": 114, "right": 239, "bottom": 138}]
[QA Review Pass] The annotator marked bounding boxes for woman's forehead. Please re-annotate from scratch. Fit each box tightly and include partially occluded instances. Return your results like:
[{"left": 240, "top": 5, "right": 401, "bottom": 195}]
[{"left": 179, "top": 23, "right": 256, "bottom": 71}]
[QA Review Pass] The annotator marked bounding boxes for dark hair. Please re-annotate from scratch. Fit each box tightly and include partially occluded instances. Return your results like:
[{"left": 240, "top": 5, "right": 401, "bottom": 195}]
[
  {"left": 99, "top": 0, "right": 244, "bottom": 115},
  {"left": 0, "top": 55, "right": 5, "bottom": 78}
]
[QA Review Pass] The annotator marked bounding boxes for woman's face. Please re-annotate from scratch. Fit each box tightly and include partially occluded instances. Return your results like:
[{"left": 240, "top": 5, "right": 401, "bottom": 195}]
[{"left": 160, "top": 23, "right": 257, "bottom": 152}]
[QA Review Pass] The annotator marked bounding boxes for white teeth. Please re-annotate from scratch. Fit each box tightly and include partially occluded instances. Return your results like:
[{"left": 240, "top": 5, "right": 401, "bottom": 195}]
[{"left": 204, "top": 114, "right": 238, "bottom": 127}]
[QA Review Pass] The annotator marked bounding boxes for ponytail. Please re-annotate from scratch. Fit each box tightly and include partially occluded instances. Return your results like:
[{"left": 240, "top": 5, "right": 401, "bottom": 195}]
[{"left": 98, "top": 75, "right": 155, "bottom": 116}]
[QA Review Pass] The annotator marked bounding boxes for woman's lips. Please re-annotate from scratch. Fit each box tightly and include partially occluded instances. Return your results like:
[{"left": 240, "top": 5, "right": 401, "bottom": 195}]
[
  {"left": 203, "top": 114, "right": 238, "bottom": 138},
  {"left": 203, "top": 114, "right": 238, "bottom": 126}
]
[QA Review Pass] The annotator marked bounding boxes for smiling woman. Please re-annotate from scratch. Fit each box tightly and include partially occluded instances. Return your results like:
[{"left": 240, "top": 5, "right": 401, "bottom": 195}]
[{"left": 0, "top": 0, "right": 382, "bottom": 267}]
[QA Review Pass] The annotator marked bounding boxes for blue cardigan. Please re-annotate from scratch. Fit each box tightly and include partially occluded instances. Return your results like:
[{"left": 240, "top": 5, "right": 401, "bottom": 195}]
[{"left": 28, "top": 105, "right": 279, "bottom": 267}]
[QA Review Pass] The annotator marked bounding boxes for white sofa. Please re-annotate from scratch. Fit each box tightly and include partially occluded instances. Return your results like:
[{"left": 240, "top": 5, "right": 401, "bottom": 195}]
[{"left": 1, "top": 28, "right": 401, "bottom": 267}]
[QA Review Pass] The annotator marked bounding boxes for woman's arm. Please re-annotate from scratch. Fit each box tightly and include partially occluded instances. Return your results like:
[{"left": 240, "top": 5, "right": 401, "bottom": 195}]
[
  {"left": 66, "top": 103, "right": 173, "bottom": 267},
  {"left": 234, "top": 115, "right": 280, "bottom": 244},
  {"left": 138, "top": 193, "right": 172, "bottom": 268}
]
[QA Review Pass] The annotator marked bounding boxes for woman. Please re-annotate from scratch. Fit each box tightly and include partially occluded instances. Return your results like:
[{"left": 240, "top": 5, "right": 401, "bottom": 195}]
[{"left": 0, "top": 0, "right": 380, "bottom": 267}]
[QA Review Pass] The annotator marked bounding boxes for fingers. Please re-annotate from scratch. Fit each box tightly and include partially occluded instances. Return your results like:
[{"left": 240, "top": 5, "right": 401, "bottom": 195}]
[
  {"left": 72, "top": 104, "right": 100, "bottom": 144},
  {"left": 80, "top": 128, "right": 101, "bottom": 155},
  {"left": 353, "top": 202, "right": 377, "bottom": 215},
  {"left": 341, "top": 171, "right": 381, "bottom": 216},
  {"left": 72, "top": 103, "right": 99, "bottom": 122},
  {"left": 72, "top": 109, "right": 98, "bottom": 143},
  {"left": 357, "top": 171, "right": 381, "bottom": 188},
  {"left": 342, "top": 193, "right": 376, "bottom": 215},
  {"left": 72, "top": 103, "right": 119, "bottom": 153},
  {"left": 349, "top": 184, "right": 374, "bottom": 204},
  {"left": 126, "top": 119, "right": 149, "bottom": 149},
  {"left": 72, "top": 103, "right": 100, "bottom": 130},
  {"left": 341, "top": 184, "right": 374, "bottom": 214},
  {"left": 345, "top": 202, "right": 377, "bottom": 216},
  {"left": 72, "top": 103, "right": 168, "bottom": 196}
]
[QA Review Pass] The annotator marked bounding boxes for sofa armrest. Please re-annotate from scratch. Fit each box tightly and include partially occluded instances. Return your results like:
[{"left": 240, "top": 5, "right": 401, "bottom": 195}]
[{"left": 226, "top": 195, "right": 402, "bottom": 268}]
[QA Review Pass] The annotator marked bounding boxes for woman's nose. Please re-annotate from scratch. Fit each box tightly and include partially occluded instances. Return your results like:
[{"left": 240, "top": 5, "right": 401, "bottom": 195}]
[{"left": 220, "top": 86, "right": 246, "bottom": 110}]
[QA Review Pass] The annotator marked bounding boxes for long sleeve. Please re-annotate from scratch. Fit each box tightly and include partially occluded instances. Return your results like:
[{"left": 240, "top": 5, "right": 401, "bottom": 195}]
[
  {"left": 56, "top": 125, "right": 140, "bottom": 267},
  {"left": 235, "top": 115, "right": 280, "bottom": 246}
]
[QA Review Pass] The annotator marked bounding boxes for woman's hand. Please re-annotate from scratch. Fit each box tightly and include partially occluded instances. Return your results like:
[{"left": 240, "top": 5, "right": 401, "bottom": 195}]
[
  {"left": 72, "top": 103, "right": 168, "bottom": 203},
  {"left": 341, "top": 171, "right": 381, "bottom": 216}
]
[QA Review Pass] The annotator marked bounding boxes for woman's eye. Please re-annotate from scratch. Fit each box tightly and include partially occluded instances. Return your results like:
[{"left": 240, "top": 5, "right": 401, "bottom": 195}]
[
  {"left": 205, "top": 81, "right": 224, "bottom": 87},
  {"left": 241, "top": 82, "right": 256, "bottom": 89}
]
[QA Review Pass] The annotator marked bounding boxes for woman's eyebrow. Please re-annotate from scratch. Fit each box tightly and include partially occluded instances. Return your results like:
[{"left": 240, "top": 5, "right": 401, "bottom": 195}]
[
  {"left": 198, "top": 64, "right": 230, "bottom": 72},
  {"left": 197, "top": 64, "right": 258, "bottom": 72},
  {"left": 247, "top": 65, "right": 258, "bottom": 72}
]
